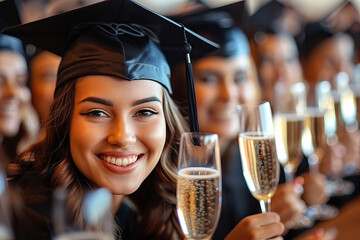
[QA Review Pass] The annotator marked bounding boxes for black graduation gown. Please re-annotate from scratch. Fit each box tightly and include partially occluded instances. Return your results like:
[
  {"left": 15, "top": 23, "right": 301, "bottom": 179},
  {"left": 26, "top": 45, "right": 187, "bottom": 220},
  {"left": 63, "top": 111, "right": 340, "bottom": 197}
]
[{"left": 10, "top": 180, "right": 138, "bottom": 240}]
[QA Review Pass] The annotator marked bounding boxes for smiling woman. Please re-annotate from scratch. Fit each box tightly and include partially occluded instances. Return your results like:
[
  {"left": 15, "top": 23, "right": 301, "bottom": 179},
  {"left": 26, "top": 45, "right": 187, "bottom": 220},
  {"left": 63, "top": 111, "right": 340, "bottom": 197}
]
[{"left": 3, "top": 0, "right": 218, "bottom": 238}]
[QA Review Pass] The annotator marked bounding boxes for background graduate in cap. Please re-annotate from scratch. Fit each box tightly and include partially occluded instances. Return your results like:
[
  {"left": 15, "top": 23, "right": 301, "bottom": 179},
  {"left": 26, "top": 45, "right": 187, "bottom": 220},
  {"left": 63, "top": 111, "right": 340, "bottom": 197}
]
[
  {"left": 0, "top": 0, "right": 39, "bottom": 166},
  {"left": 3, "top": 0, "right": 219, "bottom": 239},
  {"left": 169, "top": 2, "right": 292, "bottom": 240}
]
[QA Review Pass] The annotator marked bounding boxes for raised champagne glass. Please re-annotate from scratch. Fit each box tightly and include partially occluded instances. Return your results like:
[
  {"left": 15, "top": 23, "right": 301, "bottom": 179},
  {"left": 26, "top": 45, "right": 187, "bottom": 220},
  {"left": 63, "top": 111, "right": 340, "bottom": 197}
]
[
  {"left": 302, "top": 106, "right": 339, "bottom": 221},
  {"left": 274, "top": 81, "right": 313, "bottom": 229},
  {"left": 317, "top": 79, "right": 356, "bottom": 197},
  {"left": 177, "top": 132, "right": 222, "bottom": 240},
  {"left": 238, "top": 101, "right": 279, "bottom": 213}
]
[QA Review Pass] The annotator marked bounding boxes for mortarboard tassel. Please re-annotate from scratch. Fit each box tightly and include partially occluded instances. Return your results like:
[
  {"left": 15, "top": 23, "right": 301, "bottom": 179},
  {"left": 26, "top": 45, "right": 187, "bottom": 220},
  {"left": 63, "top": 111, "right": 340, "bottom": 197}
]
[{"left": 182, "top": 24, "right": 199, "bottom": 134}]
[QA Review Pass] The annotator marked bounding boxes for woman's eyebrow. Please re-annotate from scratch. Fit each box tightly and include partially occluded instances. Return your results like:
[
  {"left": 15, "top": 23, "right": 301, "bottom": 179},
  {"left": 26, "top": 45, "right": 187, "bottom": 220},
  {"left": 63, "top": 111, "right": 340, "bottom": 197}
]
[
  {"left": 79, "top": 97, "right": 113, "bottom": 107},
  {"left": 132, "top": 96, "right": 161, "bottom": 106}
]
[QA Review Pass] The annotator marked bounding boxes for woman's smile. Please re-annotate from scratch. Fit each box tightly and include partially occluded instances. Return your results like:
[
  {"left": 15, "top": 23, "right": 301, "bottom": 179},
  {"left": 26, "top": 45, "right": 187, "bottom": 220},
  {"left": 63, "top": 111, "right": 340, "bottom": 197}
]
[{"left": 98, "top": 153, "right": 142, "bottom": 167}]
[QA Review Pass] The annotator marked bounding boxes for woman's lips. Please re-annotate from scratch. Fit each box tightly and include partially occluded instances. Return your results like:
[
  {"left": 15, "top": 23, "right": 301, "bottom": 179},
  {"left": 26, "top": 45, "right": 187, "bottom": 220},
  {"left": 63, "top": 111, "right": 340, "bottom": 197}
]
[
  {"left": 98, "top": 154, "right": 143, "bottom": 167},
  {"left": 100, "top": 155, "right": 140, "bottom": 166},
  {"left": 97, "top": 153, "right": 144, "bottom": 174}
]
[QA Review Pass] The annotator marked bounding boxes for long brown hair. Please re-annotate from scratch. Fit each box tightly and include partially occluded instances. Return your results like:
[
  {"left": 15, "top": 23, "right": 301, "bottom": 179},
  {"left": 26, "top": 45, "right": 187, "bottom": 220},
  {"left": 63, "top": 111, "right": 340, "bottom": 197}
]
[{"left": 11, "top": 79, "right": 186, "bottom": 239}]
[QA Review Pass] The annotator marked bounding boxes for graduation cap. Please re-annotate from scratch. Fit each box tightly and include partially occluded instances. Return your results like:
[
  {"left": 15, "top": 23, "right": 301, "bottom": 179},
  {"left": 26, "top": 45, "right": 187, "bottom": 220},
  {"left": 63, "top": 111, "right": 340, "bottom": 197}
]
[
  {"left": 171, "top": 2, "right": 249, "bottom": 61},
  {"left": 3, "top": 0, "right": 219, "bottom": 133},
  {"left": 0, "top": 0, "right": 24, "bottom": 56},
  {"left": 298, "top": 22, "right": 334, "bottom": 60},
  {"left": 0, "top": 0, "right": 21, "bottom": 31}
]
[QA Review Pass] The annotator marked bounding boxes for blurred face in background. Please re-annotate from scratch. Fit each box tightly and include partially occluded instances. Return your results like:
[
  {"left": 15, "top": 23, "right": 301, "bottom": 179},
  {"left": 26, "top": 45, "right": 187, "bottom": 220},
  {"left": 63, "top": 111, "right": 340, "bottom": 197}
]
[
  {"left": 193, "top": 55, "right": 259, "bottom": 144},
  {"left": 0, "top": 51, "right": 30, "bottom": 137},
  {"left": 302, "top": 33, "right": 354, "bottom": 89},
  {"left": 30, "top": 51, "right": 61, "bottom": 125},
  {"left": 253, "top": 33, "right": 303, "bottom": 106}
]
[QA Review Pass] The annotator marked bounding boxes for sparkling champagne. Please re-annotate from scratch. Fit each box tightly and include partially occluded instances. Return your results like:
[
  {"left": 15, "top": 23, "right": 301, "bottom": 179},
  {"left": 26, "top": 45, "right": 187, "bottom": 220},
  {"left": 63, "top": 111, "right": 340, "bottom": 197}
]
[
  {"left": 177, "top": 167, "right": 221, "bottom": 239},
  {"left": 238, "top": 133, "right": 279, "bottom": 201},
  {"left": 274, "top": 113, "right": 304, "bottom": 170},
  {"left": 304, "top": 110, "right": 326, "bottom": 158},
  {"left": 334, "top": 100, "right": 346, "bottom": 132}
]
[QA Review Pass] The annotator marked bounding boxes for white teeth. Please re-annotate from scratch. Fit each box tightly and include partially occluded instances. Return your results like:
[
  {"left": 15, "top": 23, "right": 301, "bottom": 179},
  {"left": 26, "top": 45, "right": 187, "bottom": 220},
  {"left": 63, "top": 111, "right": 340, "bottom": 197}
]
[
  {"left": 122, "top": 158, "right": 128, "bottom": 166},
  {"left": 101, "top": 155, "right": 138, "bottom": 167}
]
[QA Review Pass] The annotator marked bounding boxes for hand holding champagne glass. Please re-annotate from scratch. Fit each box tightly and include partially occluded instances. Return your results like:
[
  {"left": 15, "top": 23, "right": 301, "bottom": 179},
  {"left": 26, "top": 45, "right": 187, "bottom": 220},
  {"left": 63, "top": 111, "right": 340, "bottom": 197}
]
[
  {"left": 238, "top": 102, "right": 279, "bottom": 213},
  {"left": 177, "top": 132, "right": 222, "bottom": 240}
]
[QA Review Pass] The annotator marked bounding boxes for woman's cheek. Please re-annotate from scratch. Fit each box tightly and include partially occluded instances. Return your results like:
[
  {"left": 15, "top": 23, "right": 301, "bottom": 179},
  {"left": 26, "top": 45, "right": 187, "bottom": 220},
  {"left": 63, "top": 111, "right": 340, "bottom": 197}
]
[
  {"left": 19, "top": 87, "right": 31, "bottom": 104},
  {"left": 138, "top": 116, "right": 167, "bottom": 157}
]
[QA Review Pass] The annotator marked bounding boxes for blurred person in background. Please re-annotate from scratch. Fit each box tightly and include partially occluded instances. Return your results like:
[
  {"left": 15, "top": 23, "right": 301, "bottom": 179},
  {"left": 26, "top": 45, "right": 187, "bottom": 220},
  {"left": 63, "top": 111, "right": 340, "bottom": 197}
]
[
  {"left": 170, "top": 5, "right": 309, "bottom": 239},
  {"left": 29, "top": 0, "right": 102, "bottom": 128},
  {"left": 0, "top": 34, "right": 39, "bottom": 165},
  {"left": 29, "top": 49, "right": 60, "bottom": 127},
  {"left": 0, "top": 0, "right": 39, "bottom": 165},
  {"left": 251, "top": 31, "right": 304, "bottom": 107}
]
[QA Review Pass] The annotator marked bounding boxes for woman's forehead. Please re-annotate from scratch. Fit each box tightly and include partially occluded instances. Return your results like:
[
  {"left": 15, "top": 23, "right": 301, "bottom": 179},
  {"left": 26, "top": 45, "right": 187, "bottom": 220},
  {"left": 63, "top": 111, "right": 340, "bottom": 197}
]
[
  {"left": 75, "top": 75, "right": 164, "bottom": 97},
  {"left": 194, "top": 55, "right": 250, "bottom": 70}
]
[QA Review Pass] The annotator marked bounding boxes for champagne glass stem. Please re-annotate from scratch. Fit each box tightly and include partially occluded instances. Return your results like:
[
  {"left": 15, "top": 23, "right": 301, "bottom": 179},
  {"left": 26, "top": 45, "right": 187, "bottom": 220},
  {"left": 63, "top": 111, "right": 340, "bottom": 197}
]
[
  {"left": 284, "top": 164, "right": 295, "bottom": 183},
  {"left": 308, "top": 154, "right": 319, "bottom": 174},
  {"left": 260, "top": 199, "right": 271, "bottom": 213}
]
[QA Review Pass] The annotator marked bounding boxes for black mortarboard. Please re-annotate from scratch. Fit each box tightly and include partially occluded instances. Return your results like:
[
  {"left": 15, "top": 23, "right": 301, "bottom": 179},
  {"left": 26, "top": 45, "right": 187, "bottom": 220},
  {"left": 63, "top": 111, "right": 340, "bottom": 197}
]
[
  {"left": 3, "top": 0, "right": 219, "bottom": 133},
  {"left": 170, "top": 1, "right": 249, "bottom": 63},
  {"left": 0, "top": 0, "right": 21, "bottom": 31},
  {"left": 298, "top": 22, "right": 334, "bottom": 60},
  {"left": 0, "top": 0, "right": 24, "bottom": 56},
  {"left": 241, "top": 0, "right": 286, "bottom": 36}
]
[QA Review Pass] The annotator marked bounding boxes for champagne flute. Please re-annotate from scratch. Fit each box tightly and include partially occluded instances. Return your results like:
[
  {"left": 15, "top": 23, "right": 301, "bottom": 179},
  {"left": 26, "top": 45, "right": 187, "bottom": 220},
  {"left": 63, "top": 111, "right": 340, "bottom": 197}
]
[
  {"left": 274, "top": 82, "right": 306, "bottom": 182},
  {"left": 238, "top": 101, "right": 279, "bottom": 213},
  {"left": 177, "top": 132, "right": 222, "bottom": 240},
  {"left": 302, "top": 106, "right": 339, "bottom": 221},
  {"left": 274, "top": 82, "right": 313, "bottom": 229},
  {"left": 52, "top": 188, "right": 114, "bottom": 240},
  {"left": 316, "top": 80, "right": 356, "bottom": 196}
]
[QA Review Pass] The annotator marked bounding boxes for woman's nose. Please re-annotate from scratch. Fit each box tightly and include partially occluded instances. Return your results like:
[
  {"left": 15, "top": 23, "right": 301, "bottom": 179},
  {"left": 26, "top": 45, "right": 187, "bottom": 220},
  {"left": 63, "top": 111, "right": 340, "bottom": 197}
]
[
  {"left": 219, "top": 79, "right": 236, "bottom": 101},
  {"left": 2, "top": 79, "right": 18, "bottom": 99},
  {"left": 107, "top": 119, "right": 136, "bottom": 146}
]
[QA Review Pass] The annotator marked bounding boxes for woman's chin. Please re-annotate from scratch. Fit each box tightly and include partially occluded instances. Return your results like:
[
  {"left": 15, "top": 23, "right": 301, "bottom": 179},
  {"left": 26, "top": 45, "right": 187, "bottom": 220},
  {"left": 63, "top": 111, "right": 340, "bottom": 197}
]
[{"left": 110, "top": 183, "right": 142, "bottom": 196}]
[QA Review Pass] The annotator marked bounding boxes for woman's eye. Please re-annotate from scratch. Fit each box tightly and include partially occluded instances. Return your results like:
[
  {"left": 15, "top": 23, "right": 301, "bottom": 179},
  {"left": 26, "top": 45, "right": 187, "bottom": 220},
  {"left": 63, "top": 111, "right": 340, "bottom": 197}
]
[
  {"left": 199, "top": 74, "right": 218, "bottom": 84},
  {"left": 234, "top": 74, "right": 247, "bottom": 84},
  {"left": 16, "top": 75, "right": 28, "bottom": 87},
  {"left": 80, "top": 110, "right": 109, "bottom": 118},
  {"left": 134, "top": 109, "right": 158, "bottom": 117}
]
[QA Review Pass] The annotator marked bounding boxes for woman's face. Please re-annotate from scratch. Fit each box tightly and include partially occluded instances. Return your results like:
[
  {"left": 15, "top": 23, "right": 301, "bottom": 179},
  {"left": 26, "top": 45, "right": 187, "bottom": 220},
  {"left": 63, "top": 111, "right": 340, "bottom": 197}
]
[
  {"left": 193, "top": 55, "right": 257, "bottom": 140},
  {"left": 30, "top": 51, "right": 61, "bottom": 125},
  {"left": 256, "top": 34, "right": 303, "bottom": 106},
  {"left": 70, "top": 76, "right": 166, "bottom": 195},
  {"left": 303, "top": 34, "right": 354, "bottom": 89},
  {"left": 0, "top": 51, "right": 29, "bottom": 137}
]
